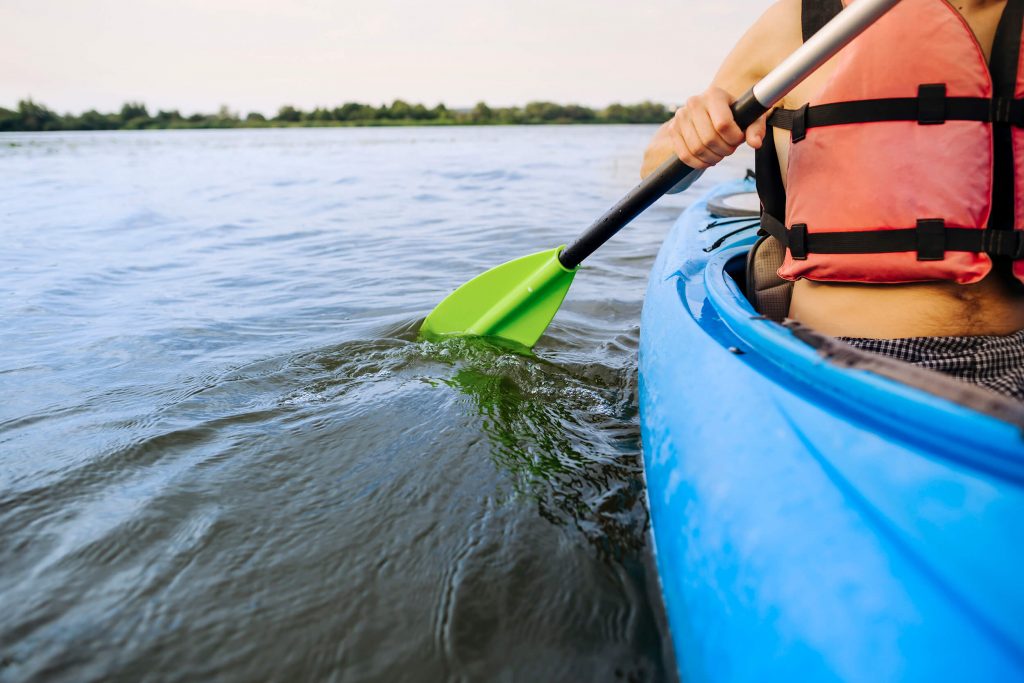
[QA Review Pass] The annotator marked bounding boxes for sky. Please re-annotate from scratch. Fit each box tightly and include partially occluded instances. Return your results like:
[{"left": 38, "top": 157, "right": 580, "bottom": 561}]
[{"left": 1, "top": 0, "right": 770, "bottom": 115}]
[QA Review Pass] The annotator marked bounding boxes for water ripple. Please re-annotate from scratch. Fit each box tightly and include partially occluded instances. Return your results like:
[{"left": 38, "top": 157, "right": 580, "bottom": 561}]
[{"left": 0, "top": 126, "right": 749, "bottom": 682}]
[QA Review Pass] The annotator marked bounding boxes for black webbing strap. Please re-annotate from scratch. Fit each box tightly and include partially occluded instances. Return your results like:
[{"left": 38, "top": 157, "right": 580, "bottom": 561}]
[
  {"left": 760, "top": 213, "right": 1024, "bottom": 260},
  {"left": 755, "top": 130, "right": 787, "bottom": 221},
  {"left": 760, "top": 212, "right": 789, "bottom": 243},
  {"left": 802, "top": 0, "right": 843, "bottom": 43},
  {"left": 988, "top": 0, "right": 1024, "bottom": 229},
  {"left": 767, "top": 87, "right": 1024, "bottom": 136}
]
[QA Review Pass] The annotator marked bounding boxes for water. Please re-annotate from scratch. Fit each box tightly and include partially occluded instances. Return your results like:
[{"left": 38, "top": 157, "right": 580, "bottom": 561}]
[{"left": 0, "top": 126, "right": 748, "bottom": 682}]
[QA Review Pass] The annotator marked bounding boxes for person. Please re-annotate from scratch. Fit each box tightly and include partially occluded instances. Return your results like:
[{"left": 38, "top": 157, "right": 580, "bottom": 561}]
[{"left": 642, "top": 0, "right": 1024, "bottom": 399}]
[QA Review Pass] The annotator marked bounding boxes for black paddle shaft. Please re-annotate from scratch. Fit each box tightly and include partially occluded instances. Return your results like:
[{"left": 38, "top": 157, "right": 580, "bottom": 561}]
[{"left": 557, "top": 90, "right": 767, "bottom": 270}]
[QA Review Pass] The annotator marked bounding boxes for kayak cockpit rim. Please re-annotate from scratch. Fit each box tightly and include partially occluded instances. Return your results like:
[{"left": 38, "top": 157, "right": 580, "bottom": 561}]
[
  {"left": 785, "top": 319, "right": 1024, "bottom": 431},
  {"left": 702, "top": 245, "right": 1024, "bottom": 466}
]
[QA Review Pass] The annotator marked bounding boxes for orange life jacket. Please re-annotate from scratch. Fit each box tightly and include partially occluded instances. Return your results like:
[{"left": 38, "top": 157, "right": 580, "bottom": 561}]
[{"left": 756, "top": 0, "right": 1024, "bottom": 285}]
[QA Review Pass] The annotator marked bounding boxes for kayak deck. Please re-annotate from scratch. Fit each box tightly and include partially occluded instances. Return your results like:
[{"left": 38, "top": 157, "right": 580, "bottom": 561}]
[{"left": 639, "top": 178, "right": 1024, "bottom": 682}]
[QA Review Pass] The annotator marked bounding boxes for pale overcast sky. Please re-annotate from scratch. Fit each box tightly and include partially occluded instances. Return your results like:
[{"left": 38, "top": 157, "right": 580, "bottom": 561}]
[{"left": 2, "top": 0, "right": 771, "bottom": 114}]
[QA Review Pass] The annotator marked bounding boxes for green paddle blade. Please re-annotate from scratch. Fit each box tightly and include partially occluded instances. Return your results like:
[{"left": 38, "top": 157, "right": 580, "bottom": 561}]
[{"left": 420, "top": 247, "right": 577, "bottom": 348}]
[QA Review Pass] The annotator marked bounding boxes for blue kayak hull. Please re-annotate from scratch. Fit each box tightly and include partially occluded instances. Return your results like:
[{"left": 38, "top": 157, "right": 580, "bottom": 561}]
[{"left": 639, "top": 178, "right": 1024, "bottom": 682}]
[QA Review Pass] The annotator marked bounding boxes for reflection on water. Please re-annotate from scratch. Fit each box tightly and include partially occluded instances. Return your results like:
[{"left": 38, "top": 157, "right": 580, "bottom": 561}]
[{"left": 433, "top": 337, "right": 646, "bottom": 563}]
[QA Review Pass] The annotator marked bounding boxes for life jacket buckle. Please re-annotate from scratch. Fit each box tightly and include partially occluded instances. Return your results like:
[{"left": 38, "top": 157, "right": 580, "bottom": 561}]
[
  {"left": 915, "top": 219, "right": 946, "bottom": 260},
  {"left": 917, "top": 84, "right": 947, "bottom": 125},
  {"left": 789, "top": 223, "right": 809, "bottom": 259}
]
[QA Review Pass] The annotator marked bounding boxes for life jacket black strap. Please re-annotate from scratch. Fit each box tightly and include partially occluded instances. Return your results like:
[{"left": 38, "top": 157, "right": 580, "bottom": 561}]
[
  {"left": 802, "top": 0, "right": 843, "bottom": 43},
  {"left": 988, "top": 0, "right": 1024, "bottom": 229},
  {"left": 760, "top": 213, "right": 1024, "bottom": 261},
  {"left": 767, "top": 85, "right": 1024, "bottom": 138}
]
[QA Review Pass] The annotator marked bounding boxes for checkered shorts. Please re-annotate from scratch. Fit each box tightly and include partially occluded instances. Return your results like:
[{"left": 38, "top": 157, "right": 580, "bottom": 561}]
[{"left": 838, "top": 330, "right": 1024, "bottom": 400}]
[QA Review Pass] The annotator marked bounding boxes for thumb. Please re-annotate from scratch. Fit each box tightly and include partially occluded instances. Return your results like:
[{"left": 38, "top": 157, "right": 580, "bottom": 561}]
[{"left": 745, "top": 112, "right": 768, "bottom": 149}]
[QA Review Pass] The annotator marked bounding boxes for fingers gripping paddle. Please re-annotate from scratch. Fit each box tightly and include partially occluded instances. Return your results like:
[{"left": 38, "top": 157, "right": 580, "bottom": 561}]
[{"left": 421, "top": 0, "right": 904, "bottom": 348}]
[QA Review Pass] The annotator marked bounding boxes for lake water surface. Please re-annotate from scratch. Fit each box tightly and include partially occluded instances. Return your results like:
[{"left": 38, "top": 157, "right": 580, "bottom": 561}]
[{"left": 0, "top": 126, "right": 747, "bottom": 682}]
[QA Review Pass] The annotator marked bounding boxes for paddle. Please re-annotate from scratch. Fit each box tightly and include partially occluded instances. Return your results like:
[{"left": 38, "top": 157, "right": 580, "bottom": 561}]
[{"left": 420, "top": 0, "right": 903, "bottom": 348}]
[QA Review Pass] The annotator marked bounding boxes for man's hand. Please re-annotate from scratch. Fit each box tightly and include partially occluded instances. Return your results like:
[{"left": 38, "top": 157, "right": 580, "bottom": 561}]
[
  {"left": 641, "top": 87, "right": 770, "bottom": 178},
  {"left": 641, "top": 0, "right": 800, "bottom": 178},
  {"left": 669, "top": 87, "right": 766, "bottom": 169}
]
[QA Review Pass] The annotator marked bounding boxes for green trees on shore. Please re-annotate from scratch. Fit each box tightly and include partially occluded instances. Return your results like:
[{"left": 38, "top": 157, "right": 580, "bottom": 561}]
[{"left": 0, "top": 99, "right": 672, "bottom": 132}]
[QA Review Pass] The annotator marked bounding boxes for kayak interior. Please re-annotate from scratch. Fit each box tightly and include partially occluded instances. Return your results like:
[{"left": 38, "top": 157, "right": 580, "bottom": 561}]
[{"left": 686, "top": 180, "right": 1024, "bottom": 461}]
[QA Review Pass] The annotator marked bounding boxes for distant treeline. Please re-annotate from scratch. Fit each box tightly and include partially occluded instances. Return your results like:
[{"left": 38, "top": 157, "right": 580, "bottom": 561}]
[{"left": 0, "top": 99, "right": 673, "bottom": 132}]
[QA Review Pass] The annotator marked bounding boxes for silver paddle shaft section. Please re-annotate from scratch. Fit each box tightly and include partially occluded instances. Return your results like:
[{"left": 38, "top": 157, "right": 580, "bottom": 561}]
[
  {"left": 753, "top": 0, "right": 902, "bottom": 106},
  {"left": 557, "top": 0, "right": 904, "bottom": 270}
]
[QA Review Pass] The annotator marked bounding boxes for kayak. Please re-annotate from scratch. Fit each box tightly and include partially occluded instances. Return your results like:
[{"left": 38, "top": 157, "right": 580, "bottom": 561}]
[{"left": 638, "top": 177, "right": 1024, "bottom": 682}]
